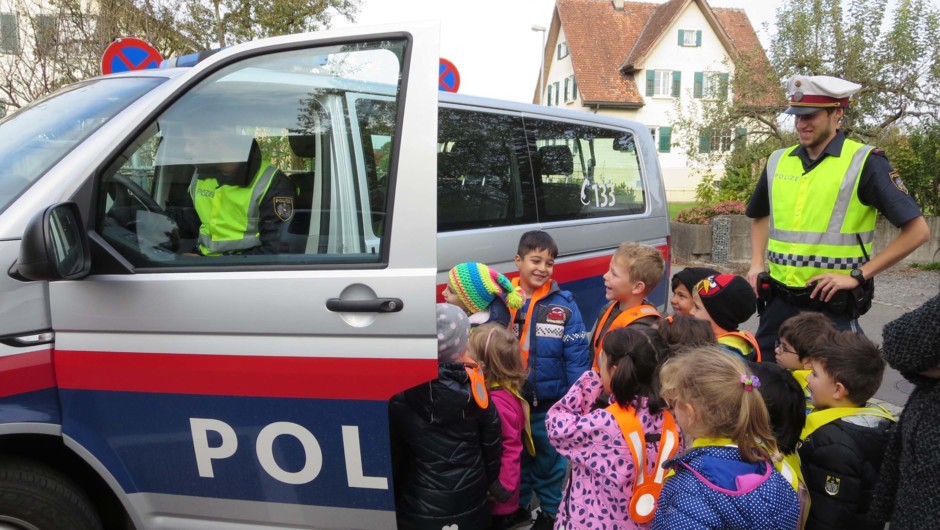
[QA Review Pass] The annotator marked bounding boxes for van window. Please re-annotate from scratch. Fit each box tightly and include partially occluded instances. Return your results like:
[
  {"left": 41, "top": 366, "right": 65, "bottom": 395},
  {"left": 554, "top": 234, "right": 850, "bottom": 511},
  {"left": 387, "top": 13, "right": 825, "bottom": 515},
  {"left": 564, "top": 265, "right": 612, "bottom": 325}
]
[
  {"left": 94, "top": 41, "right": 405, "bottom": 268},
  {"left": 525, "top": 119, "right": 646, "bottom": 221},
  {"left": 0, "top": 77, "right": 163, "bottom": 215},
  {"left": 437, "top": 108, "right": 535, "bottom": 232}
]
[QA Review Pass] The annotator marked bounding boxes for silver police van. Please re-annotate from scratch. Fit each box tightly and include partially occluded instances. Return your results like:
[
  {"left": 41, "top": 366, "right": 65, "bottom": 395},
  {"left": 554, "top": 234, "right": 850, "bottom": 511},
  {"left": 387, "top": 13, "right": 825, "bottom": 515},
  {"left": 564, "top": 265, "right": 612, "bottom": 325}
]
[{"left": 0, "top": 24, "right": 668, "bottom": 529}]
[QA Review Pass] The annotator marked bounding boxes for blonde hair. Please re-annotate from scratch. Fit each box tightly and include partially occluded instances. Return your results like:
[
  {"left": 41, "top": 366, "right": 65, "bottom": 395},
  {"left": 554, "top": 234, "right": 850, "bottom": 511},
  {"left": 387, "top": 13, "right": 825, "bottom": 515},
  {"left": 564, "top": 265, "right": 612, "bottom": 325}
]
[
  {"left": 469, "top": 323, "right": 528, "bottom": 392},
  {"left": 612, "top": 242, "right": 665, "bottom": 295},
  {"left": 659, "top": 346, "right": 778, "bottom": 462}
]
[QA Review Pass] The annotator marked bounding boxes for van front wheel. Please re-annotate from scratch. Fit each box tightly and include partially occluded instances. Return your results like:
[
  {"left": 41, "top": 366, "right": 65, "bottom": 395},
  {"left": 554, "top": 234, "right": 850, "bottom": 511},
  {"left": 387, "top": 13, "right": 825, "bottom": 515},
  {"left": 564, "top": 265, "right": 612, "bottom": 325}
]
[{"left": 0, "top": 457, "right": 103, "bottom": 530}]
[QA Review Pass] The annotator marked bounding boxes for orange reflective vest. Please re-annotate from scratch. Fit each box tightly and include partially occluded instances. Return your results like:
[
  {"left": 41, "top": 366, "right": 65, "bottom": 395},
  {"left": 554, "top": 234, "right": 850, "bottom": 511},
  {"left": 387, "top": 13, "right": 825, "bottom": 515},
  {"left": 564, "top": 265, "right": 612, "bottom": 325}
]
[{"left": 591, "top": 304, "right": 661, "bottom": 371}]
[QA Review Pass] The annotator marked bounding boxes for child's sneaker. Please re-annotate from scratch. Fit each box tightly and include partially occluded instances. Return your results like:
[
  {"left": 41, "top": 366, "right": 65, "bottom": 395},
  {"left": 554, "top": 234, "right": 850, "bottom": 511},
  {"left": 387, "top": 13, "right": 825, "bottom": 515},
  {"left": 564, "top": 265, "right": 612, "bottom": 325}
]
[
  {"left": 504, "top": 506, "right": 533, "bottom": 529},
  {"left": 530, "top": 509, "right": 556, "bottom": 530}
]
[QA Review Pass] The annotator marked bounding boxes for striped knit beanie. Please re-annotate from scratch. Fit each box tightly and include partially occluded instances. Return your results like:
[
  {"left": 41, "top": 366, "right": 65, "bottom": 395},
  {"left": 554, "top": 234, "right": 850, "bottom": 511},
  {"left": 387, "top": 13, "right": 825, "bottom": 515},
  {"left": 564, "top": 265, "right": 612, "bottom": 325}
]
[{"left": 448, "top": 262, "right": 525, "bottom": 314}]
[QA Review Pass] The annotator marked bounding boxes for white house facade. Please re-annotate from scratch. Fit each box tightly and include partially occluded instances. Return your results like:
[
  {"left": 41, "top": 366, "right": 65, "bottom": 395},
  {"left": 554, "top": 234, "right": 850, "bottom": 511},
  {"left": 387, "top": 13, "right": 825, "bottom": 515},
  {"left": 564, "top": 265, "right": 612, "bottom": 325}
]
[{"left": 540, "top": 0, "right": 771, "bottom": 201}]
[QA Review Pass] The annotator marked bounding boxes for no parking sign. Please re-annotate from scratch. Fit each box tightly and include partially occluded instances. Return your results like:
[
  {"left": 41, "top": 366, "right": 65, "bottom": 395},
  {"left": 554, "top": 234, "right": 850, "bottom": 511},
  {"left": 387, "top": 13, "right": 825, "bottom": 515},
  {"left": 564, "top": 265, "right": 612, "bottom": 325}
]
[
  {"left": 439, "top": 58, "right": 460, "bottom": 93},
  {"left": 101, "top": 38, "right": 163, "bottom": 75}
]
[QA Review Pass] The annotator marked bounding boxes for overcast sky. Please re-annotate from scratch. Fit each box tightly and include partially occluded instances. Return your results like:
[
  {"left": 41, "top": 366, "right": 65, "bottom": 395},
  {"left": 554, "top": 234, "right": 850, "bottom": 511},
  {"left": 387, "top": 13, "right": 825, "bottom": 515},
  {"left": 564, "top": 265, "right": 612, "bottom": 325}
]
[{"left": 331, "top": 0, "right": 783, "bottom": 102}]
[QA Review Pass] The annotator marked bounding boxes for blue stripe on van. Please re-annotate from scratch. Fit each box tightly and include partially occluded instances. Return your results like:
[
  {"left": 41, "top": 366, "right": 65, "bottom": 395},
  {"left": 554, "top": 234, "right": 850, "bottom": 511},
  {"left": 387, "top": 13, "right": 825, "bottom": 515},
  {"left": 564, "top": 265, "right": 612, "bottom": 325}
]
[
  {"left": 60, "top": 390, "right": 395, "bottom": 510},
  {"left": 0, "top": 388, "right": 61, "bottom": 425}
]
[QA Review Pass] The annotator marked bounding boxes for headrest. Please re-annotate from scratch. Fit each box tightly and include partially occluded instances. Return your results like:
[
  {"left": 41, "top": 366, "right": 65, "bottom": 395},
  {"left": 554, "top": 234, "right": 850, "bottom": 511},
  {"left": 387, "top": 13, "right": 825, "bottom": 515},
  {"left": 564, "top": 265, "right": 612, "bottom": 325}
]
[
  {"left": 289, "top": 135, "right": 317, "bottom": 158},
  {"left": 538, "top": 145, "right": 573, "bottom": 175}
]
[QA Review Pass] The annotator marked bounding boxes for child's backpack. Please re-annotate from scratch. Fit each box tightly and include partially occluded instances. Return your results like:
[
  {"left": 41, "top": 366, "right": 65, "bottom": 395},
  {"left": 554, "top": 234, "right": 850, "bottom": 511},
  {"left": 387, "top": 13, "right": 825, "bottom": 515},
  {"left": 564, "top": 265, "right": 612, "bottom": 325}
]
[{"left": 606, "top": 403, "right": 680, "bottom": 523}]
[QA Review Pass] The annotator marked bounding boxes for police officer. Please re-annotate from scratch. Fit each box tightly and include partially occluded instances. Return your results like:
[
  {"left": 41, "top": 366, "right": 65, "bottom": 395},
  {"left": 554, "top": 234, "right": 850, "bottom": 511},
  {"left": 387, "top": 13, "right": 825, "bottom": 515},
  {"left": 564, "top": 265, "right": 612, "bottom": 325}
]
[
  {"left": 745, "top": 75, "right": 930, "bottom": 360},
  {"left": 174, "top": 125, "right": 298, "bottom": 256}
]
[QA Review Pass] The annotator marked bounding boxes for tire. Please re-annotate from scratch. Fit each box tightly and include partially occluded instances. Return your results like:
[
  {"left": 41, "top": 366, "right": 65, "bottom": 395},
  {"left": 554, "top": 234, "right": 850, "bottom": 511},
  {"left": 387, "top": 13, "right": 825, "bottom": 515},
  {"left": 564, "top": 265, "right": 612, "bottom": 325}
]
[{"left": 0, "top": 457, "right": 102, "bottom": 530}]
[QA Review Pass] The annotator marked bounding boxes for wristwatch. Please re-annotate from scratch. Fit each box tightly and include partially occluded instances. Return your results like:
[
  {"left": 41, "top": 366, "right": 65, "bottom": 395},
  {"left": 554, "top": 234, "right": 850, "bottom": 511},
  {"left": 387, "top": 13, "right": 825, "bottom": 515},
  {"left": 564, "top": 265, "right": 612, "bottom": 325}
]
[{"left": 850, "top": 268, "right": 866, "bottom": 285}]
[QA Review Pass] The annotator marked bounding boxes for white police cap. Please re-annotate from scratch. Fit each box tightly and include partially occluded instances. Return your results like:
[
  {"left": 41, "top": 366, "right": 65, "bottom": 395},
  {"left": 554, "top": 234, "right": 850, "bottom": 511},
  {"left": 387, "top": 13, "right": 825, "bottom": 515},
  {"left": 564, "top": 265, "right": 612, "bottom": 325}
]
[{"left": 785, "top": 75, "right": 861, "bottom": 115}]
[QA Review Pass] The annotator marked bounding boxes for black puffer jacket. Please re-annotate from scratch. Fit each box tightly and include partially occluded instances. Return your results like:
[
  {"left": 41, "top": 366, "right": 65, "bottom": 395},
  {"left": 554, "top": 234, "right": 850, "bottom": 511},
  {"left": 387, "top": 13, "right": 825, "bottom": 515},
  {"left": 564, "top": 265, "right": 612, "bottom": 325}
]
[
  {"left": 798, "top": 413, "right": 892, "bottom": 530},
  {"left": 389, "top": 361, "right": 503, "bottom": 530}
]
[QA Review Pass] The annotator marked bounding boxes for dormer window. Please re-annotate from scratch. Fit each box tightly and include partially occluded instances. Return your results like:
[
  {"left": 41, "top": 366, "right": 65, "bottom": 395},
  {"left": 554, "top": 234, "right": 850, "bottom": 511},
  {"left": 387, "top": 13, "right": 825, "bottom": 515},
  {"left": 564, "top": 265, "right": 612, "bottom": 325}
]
[{"left": 678, "top": 29, "right": 702, "bottom": 47}]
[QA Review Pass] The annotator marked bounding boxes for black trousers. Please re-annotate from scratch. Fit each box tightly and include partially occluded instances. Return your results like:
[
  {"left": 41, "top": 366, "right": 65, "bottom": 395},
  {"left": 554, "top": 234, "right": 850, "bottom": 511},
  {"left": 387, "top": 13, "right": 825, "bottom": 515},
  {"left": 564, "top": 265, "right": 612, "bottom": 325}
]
[{"left": 755, "top": 296, "right": 862, "bottom": 363}]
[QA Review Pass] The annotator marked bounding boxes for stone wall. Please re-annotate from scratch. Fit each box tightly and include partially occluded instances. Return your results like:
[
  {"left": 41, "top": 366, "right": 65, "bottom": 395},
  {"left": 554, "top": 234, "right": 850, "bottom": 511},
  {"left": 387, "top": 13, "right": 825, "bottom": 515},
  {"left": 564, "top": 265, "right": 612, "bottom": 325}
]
[{"left": 671, "top": 215, "right": 940, "bottom": 265}]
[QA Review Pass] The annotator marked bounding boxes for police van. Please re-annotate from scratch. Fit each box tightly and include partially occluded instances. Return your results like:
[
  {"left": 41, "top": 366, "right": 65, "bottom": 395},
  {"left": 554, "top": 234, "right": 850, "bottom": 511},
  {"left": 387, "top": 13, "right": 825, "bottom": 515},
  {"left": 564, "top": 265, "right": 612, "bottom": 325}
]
[{"left": 0, "top": 24, "right": 668, "bottom": 529}]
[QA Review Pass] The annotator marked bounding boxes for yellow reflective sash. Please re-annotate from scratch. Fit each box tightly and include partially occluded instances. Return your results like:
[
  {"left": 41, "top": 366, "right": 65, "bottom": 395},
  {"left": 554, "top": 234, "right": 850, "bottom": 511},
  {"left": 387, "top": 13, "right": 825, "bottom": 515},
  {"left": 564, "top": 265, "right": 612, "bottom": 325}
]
[{"left": 801, "top": 405, "right": 895, "bottom": 440}]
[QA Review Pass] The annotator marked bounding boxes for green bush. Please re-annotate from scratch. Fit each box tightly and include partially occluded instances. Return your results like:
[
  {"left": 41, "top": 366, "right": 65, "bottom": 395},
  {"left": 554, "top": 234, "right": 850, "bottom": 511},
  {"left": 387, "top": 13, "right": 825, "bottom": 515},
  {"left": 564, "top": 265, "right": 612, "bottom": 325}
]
[{"left": 675, "top": 200, "right": 746, "bottom": 224}]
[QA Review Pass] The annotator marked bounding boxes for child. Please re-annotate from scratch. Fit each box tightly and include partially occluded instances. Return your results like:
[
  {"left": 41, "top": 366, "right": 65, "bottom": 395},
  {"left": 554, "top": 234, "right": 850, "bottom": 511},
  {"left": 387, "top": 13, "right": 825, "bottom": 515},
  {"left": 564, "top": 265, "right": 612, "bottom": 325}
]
[
  {"left": 443, "top": 262, "right": 526, "bottom": 328},
  {"left": 654, "top": 346, "right": 800, "bottom": 529},
  {"left": 657, "top": 315, "right": 716, "bottom": 361},
  {"left": 468, "top": 323, "right": 534, "bottom": 530},
  {"left": 591, "top": 242, "right": 665, "bottom": 368},
  {"left": 799, "top": 331, "right": 895, "bottom": 530},
  {"left": 871, "top": 293, "right": 940, "bottom": 528},
  {"left": 547, "top": 326, "right": 680, "bottom": 529},
  {"left": 749, "top": 361, "right": 811, "bottom": 528},
  {"left": 669, "top": 267, "right": 718, "bottom": 317},
  {"left": 506, "top": 230, "right": 590, "bottom": 530},
  {"left": 691, "top": 273, "right": 761, "bottom": 361},
  {"left": 776, "top": 312, "right": 837, "bottom": 414},
  {"left": 388, "top": 304, "right": 504, "bottom": 530}
]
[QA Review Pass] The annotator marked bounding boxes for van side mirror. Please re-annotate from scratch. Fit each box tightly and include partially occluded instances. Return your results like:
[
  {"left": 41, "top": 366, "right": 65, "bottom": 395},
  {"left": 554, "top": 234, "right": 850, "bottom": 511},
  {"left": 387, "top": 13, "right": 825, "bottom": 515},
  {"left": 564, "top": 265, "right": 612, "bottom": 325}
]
[{"left": 17, "top": 202, "right": 91, "bottom": 281}]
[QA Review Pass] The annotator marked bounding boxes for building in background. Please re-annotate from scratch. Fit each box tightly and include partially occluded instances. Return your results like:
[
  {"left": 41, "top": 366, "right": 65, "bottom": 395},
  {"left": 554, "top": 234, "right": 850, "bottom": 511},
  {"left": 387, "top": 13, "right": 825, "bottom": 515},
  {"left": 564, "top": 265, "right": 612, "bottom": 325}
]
[{"left": 538, "top": 0, "right": 776, "bottom": 201}]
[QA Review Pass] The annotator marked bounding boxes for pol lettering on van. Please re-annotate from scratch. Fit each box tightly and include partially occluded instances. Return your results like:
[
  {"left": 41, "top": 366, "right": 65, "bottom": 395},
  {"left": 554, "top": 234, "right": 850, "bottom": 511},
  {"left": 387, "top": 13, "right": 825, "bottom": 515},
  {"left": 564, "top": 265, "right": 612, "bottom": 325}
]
[{"left": 190, "top": 419, "right": 387, "bottom": 489}]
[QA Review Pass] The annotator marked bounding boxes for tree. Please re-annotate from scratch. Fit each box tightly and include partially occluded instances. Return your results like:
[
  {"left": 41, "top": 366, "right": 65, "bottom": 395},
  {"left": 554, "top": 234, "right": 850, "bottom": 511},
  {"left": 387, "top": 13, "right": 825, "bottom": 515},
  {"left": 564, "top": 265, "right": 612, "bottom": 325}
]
[
  {"left": 771, "top": 0, "right": 940, "bottom": 138},
  {"left": 0, "top": 0, "right": 358, "bottom": 115},
  {"left": 673, "top": 0, "right": 940, "bottom": 205}
]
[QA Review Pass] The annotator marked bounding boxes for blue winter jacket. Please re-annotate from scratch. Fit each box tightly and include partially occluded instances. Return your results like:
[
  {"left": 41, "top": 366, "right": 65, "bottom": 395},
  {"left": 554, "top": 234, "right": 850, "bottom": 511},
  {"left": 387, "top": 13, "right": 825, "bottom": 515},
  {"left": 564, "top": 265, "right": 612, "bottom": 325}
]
[
  {"left": 515, "top": 281, "right": 590, "bottom": 410},
  {"left": 653, "top": 445, "right": 800, "bottom": 530}
]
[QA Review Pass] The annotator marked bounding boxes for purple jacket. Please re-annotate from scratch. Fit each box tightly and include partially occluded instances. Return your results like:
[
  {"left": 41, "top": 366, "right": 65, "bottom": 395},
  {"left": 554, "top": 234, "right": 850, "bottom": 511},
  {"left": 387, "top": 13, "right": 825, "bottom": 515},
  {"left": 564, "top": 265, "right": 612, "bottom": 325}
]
[
  {"left": 490, "top": 388, "right": 525, "bottom": 515},
  {"left": 546, "top": 370, "right": 679, "bottom": 530}
]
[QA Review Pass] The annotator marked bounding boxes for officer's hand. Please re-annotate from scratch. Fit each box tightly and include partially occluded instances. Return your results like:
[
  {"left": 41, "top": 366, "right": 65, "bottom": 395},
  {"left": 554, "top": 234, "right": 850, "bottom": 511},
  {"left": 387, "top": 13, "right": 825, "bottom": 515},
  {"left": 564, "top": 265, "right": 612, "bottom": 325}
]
[
  {"left": 746, "top": 265, "right": 764, "bottom": 296},
  {"left": 808, "top": 273, "right": 859, "bottom": 302},
  {"left": 920, "top": 365, "right": 940, "bottom": 379}
]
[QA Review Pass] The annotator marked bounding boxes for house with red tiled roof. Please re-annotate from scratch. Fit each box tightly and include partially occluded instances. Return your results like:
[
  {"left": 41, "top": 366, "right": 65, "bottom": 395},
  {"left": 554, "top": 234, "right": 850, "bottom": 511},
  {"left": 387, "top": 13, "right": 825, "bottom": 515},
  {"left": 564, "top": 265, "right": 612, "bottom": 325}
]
[{"left": 538, "top": 0, "right": 777, "bottom": 200}]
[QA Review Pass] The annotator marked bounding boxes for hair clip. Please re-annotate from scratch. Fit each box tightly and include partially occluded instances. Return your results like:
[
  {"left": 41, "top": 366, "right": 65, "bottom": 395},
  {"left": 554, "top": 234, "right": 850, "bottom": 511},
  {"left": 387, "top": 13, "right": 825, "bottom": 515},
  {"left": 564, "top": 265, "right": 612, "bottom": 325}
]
[{"left": 740, "top": 374, "right": 760, "bottom": 391}]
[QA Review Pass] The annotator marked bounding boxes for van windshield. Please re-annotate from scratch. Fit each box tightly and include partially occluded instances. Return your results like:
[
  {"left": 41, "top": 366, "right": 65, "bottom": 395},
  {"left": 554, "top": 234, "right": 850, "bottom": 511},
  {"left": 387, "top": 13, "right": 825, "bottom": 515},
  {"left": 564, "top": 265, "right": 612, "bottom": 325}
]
[{"left": 0, "top": 77, "right": 164, "bottom": 214}]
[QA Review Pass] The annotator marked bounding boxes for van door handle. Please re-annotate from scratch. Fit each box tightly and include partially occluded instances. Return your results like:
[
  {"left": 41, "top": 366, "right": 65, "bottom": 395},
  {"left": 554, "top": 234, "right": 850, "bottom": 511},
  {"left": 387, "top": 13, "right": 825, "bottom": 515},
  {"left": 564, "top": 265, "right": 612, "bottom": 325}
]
[{"left": 326, "top": 298, "right": 404, "bottom": 313}]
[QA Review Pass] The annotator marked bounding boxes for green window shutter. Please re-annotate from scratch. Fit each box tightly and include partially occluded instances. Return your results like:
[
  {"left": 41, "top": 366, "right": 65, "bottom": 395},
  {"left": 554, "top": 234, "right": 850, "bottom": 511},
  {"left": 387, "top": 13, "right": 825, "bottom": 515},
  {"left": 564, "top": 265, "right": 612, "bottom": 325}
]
[
  {"left": 572, "top": 76, "right": 578, "bottom": 99},
  {"left": 564, "top": 77, "right": 569, "bottom": 101},
  {"left": 696, "top": 30, "right": 702, "bottom": 47},
  {"left": 699, "top": 131, "right": 712, "bottom": 154},
  {"left": 1, "top": 14, "right": 19, "bottom": 54},
  {"left": 734, "top": 128, "right": 747, "bottom": 151},
  {"left": 554, "top": 82, "right": 560, "bottom": 105},
  {"left": 557, "top": 44, "right": 561, "bottom": 60},
  {"left": 646, "top": 70, "right": 655, "bottom": 96},
  {"left": 659, "top": 126, "right": 672, "bottom": 153},
  {"left": 720, "top": 73, "right": 730, "bottom": 99},
  {"left": 672, "top": 71, "right": 681, "bottom": 97},
  {"left": 694, "top": 72, "right": 703, "bottom": 98},
  {"left": 678, "top": 30, "right": 684, "bottom": 46},
  {"left": 546, "top": 84, "right": 553, "bottom": 106}
]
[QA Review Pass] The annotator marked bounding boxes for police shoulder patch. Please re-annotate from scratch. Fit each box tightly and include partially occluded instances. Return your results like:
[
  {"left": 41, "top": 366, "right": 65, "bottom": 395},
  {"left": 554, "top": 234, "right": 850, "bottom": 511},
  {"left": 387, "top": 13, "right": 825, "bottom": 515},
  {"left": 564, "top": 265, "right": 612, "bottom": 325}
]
[
  {"left": 273, "top": 197, "right": 294, "bottom": 221},
  {"left": 889, "top": 170, "right": 909, "bottom": 194}
]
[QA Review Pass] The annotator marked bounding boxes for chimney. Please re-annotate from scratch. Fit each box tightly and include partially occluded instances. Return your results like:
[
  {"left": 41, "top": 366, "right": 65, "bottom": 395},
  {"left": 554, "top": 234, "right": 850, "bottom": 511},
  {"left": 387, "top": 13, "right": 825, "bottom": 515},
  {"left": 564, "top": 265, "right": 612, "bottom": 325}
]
[{"left": 612, "top": 0, "right": 624, "bottom": 10}]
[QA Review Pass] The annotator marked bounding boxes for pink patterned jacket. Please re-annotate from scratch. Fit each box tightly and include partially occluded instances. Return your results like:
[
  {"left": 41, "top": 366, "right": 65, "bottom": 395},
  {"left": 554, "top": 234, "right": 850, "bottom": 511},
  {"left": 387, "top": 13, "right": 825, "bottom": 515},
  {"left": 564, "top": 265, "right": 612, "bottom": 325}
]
[{"left": 547, "top": 370, "right": 680, "bottom": 530}]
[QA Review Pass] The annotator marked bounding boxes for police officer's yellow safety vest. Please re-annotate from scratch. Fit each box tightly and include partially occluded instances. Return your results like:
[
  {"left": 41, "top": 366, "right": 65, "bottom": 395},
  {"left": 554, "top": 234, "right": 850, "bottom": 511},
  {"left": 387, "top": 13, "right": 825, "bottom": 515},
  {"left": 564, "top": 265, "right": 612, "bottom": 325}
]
[
  {"left": 766, "top": 139, "right": 876, "bottom": 287},
  {"left": 190, "top": 163, "right": 278, "bottom": 256}
]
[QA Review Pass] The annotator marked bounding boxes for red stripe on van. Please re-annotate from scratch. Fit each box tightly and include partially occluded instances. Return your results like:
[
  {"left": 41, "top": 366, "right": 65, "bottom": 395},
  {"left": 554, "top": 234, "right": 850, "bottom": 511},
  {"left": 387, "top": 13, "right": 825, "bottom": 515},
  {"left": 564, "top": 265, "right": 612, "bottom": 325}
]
[
  {"left": 55, "top": 350, "right": 437, "bottom": 401},
  {"left": 436, "top": 255, "right": 612, "bottom": 301},
  {"left": 0, "top": 349, "right": 56, "bottom": 397}
]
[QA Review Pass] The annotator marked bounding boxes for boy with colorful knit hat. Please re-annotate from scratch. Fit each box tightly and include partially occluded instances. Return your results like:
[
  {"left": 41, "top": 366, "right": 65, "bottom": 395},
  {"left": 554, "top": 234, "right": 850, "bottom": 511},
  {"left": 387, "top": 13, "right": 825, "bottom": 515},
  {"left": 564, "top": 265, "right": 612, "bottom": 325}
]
[
  {"left": 690, "top": 273, "right": 761, "bottom": 362},
  {"left": 443, "top": 262, "right": 525, "bottom": 328}
]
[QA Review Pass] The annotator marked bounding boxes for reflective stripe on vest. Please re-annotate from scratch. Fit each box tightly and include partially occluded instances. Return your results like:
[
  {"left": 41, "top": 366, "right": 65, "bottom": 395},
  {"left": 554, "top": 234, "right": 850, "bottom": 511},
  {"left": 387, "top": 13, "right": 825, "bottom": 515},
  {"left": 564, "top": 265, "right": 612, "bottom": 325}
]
[
  {"left": 190, "top": 163, "right": 278, "bottom": 255},
  {"left": 765, "top": 140, "right": 876, "bottom": 287}
]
